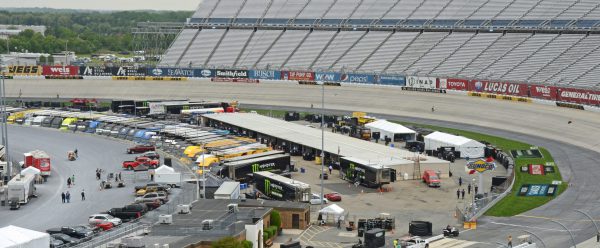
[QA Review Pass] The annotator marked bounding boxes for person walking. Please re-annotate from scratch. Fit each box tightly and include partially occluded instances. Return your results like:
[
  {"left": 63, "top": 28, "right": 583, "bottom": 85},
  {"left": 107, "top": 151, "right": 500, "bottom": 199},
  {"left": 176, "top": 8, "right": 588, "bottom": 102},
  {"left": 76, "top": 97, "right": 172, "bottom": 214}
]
[
  {"left": 67, "top": 177, "right": 72, "bottom": 188},
  {"left": 458, "top": 176, "right": 462, "bottom": 186},
  {"left": 71, "top": 175, "right": 75, "bottom": 185},
  {"left": 81, "top": 189, "right": 85, "bottom": 201},
  {"left": 393, "top": 239, "right": 398, "bottom": 248},
  {"left": 65, "top": 191, "right": 71, "bottom": 203},
  {"left": 456, "top": 189, "right": 460, "bottom": 199},
  {"left": 328, "top": 165, "right": 333, "bottom": 174},
  {"left": 507, "top": 235, "right": 513, "bottom": 248},
  {"left": 475, "top": 185, "right": 479, "bottom": 194},
  {"left": 74, "top": 149, "right": 78, "bottom": 158},
  {"left": 61, "top": 192, "right": 66, "bottom": 203},
  {"left": 467, "top": 183, "right": 472, "bottom": 194},
  {"left": 96, "top": 171, "right": 101, "bottom": 180},
  {"left": 118, "top": 172, "right": 122, "bottom": 181},
  {"left": 461, "top": 189, "right": 465, "bottom": 199}
]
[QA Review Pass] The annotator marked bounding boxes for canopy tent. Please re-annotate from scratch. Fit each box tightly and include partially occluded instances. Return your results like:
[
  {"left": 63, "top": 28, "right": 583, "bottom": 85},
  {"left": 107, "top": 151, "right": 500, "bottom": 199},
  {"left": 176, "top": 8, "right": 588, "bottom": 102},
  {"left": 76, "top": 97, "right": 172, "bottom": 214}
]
[
  {"left": 20, "top": 166, "right": 40, "bottom": 176},
  {"left": 424, "top": 131, "right": 485, "bottom": 158},
  {"left": 155, "top": 165, "right": 175, "bottom": 174},
  {"left": 0, "top": 225, "right": 50, "bottom": 248},
  {"left": 318, "top": 204, "right": 346, "bottom": 222},
  {"left": 365, "top": 120, "right": 416, "bottom": 141}
]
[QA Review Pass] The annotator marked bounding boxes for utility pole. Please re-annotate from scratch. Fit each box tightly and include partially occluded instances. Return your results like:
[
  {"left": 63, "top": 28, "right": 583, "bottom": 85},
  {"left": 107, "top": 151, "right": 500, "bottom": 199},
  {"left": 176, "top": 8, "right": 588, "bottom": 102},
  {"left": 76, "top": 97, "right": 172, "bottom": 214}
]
[{"left": 320, "top": 82, "right": 325, "bottom": 209}]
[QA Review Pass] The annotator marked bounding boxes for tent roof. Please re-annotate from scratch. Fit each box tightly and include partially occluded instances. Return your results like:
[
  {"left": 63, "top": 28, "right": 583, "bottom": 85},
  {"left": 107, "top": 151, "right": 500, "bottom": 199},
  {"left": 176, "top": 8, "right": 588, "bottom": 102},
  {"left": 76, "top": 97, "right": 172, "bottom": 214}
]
[
  {"left": 365, "top": 120, "right": 416, "bottom": 134},
  {"left": 319, "top": 204, "right": 345, "bottom": 215},
  {"left": 155, "top": 165, "right": 175, "bottom": 173},
  {"left": 425, "top": 131, "right": 485, "bottom": 147},
  {"left": 0, "top": 225, "right": 49, "bottom": 246},
  {"left": 20, "top": 166, "right": 40, "bottom": 175}
]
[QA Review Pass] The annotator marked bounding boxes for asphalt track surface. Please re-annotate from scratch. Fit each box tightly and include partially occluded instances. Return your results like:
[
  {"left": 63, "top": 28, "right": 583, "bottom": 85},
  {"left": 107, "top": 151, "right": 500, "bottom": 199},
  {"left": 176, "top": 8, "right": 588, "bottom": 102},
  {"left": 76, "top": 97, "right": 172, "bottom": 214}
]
[
  {"left": 7, "top": 79, "right": 600, "bottom": 247},
  {"left": 0, "top": 125, "right": 141, "bottom": 231}
]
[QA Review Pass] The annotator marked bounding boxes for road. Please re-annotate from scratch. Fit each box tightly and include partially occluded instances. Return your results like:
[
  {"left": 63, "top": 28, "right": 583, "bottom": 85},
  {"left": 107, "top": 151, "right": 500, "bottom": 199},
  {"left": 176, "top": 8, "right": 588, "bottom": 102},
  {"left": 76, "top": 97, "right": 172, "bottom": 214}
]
[
  {"left": 0, "top": 125, "right": 142, "bottom": 231},
  {"left": 7, "top": 79, "right": 600, "bottom": 247}
]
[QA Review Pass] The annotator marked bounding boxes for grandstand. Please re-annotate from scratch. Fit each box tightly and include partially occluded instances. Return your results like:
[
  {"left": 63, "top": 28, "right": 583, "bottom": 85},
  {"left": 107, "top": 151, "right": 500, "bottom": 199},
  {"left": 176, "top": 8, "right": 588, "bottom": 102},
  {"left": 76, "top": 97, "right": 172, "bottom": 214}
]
[{"left": 161, "top": 0, "right": 600, "bottom": 87}]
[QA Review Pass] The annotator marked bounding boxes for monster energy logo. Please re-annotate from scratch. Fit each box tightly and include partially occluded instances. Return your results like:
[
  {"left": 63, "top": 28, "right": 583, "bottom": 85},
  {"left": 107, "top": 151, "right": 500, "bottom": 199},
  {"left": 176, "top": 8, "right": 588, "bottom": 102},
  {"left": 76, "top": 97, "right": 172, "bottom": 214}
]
[
  {"left": 347, "top": 163, "right": 355, "bottom": 178},
  {"left": 264, "top": 179, "right": 271, "bottom": 195},
  {"left": 252, "top": 162, "right": 276, "bottom": 173},
  {"left": 252, "top": 163, "right": 260, "bottom": 173}
]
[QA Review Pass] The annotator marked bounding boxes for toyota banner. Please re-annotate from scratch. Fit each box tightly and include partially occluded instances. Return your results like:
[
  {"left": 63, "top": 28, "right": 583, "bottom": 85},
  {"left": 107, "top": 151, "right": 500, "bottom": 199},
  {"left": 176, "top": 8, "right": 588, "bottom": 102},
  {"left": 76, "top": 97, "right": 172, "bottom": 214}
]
[{"left": 443, "top": 78, "right": 469, "bottom": 90}]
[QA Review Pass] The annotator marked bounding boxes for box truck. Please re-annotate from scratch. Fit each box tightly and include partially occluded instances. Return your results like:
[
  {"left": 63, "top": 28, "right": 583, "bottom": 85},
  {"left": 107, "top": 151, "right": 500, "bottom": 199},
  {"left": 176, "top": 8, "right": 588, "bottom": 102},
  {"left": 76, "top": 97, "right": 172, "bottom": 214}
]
[
  {"left": 212, "top": 154, "right": 290, "bottom": 182},
  {"left": 339, "top": 157, "right": 395, "bottom": 188},
  {"left": 213, "top": 181, "right": 241, "bottom": 199},
  {"left": 8, "top": 174, "right": 35, "bottom": 206},
  {"left": 254, "top": 171, "right": 311, "bottom": 202}
]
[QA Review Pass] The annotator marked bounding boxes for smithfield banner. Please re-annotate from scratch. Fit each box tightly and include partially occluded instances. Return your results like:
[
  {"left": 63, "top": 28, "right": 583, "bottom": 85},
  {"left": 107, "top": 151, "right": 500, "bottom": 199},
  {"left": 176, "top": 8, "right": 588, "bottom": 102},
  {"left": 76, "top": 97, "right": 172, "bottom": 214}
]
[
  {"left": 249, "top": 70, "right": 280, "bottom": 80},
  {"left": 315, "top": 72, "right": 341, "bottom": 82},
  {"left": 468, "top": 80, "right": 528, "bottom": 96},
  {"left": 42, "top": 66, "right": 79, "bottom": 76},
  {"left": 376, "top": 75, "right": 405, "bottom": 85},
  {"left": 281, "top": 71, "right": 315, "bottom": 81},
  {"left": 406, "top": 76, "right": 436, "bottom": 89},
  {"left": 79, "top": 66, "right": 114, "bottom": 76},
  {"left": 340, "top": 73, "right": 374, "bottom": 84},
  {"left": 148, "top": 68, "right": 195, "bottom": 77},
  {"left": 215, "top": 69, "right": 248, "bottom": 78}
]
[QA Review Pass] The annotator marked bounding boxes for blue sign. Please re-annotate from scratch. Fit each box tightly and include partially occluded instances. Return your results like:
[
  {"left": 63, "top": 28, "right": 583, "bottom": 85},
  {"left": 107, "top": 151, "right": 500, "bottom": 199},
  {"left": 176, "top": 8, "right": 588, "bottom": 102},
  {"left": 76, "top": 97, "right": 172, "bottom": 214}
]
[
  {"left": 250, "top": 70, "right": 280, "bottom": 80},
  {"left": 315, "top": 72, "right": 341, "bottom": 82},
  {"left": 148, "top": 68, "right": 196, "bottom": 77},
  {"left": 377, "top": 75, "right": 406, "bottom": 85},
  {"left": 340, "top": 73, "right": 374, "bottom": 84},
  {"left": 198, "top": 69, "right": 215, "bottom": 78},
  {"left": 519, "top": 184, "right": 558, "bottom": 196}
]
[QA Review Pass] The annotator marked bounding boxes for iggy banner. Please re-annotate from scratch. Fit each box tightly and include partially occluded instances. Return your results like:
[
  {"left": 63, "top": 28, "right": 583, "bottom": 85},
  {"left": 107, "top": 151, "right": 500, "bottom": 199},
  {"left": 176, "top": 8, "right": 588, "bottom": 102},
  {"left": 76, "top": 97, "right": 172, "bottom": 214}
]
[
  {"left": 444, "top": 78, "right": 469, "bottom": 90},
  {"left": 406, "top": 76, "right": 436, "bottom": 89},
  {"left": 468, "top": 80, "right": 528, "bottom": 96},
  {"left": 42, "top": 66, "right": 79, "bottom": 76},
  {"left": 556, "top": 87, "right": 600, "bottom": 105},
  {"left": 281, "top": 71, "right": 314, "bottom": 81},
  {"left": 529, "top": 85, "right": 557, "bottom": 100},
  {"left": 7, "top": 65, "right": 41, "bottom": 76}
]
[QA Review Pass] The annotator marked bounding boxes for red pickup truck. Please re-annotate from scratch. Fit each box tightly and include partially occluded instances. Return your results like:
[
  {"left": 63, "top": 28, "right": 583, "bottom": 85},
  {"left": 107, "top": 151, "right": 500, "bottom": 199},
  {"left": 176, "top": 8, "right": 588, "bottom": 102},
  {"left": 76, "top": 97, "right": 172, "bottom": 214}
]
[
  {"left": 122, "top": 157, "right": 159, "bottom": 170},
  {"left": 126, "top": 145, "right": 155, "bottom": 154}
]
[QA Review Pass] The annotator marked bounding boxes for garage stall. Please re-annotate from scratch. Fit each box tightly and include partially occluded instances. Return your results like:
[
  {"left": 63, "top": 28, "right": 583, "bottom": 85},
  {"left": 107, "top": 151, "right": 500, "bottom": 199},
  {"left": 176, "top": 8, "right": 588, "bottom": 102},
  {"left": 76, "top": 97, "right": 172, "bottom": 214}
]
[
  {"left": 424, "top": 131, "right": 485, "bottom": 158},
  {"left": 364, "top": 120, "right": 416, "bottom": 141}
]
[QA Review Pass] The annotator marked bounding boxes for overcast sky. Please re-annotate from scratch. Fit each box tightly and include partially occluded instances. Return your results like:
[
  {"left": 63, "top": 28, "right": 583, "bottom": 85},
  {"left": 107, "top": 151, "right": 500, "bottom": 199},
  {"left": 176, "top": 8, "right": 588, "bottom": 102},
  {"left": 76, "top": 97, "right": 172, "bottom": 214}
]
[{"left": 3, "top": 0, "right": 200, "bottom": 11}]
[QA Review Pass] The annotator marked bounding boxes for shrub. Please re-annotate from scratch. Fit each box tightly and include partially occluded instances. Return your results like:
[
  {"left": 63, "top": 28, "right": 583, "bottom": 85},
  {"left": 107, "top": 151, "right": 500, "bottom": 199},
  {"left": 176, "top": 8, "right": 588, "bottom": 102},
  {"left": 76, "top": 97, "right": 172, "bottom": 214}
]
[
  {"left": 242, "top": 240, "right": 253, "bottom": 248},
  {"left": 263, "top": 232, "right": 270, "bottom": 241},
  {"left": 211, "top": 237, "right": 243, "bottom": 248},
  {"left": 270, "top": 210, "right": 282, "bottom": 228}
]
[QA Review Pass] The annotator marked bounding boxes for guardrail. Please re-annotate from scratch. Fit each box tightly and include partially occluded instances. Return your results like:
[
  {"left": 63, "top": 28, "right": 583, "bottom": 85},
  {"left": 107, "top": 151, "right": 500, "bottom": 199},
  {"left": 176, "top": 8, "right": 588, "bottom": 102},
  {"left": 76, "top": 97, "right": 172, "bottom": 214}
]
[
  {"left": 468, "top": 166, "right": 516, "bottom": 221},
  {"left": 72, "top": 222, "right": 151, "bottom": 248}
]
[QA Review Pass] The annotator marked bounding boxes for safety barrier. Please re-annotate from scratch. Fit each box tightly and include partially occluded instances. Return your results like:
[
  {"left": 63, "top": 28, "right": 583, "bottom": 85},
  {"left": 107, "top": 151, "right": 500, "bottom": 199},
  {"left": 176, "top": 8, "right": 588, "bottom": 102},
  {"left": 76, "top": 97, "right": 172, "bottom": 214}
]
[
  {"left": 468, "top": 92, "right": 531, "bottom": 103},
  {"left": 0, "top": 75, "right": 13, "bottom": 79},
  {"left": 556, "top": 102, "right": 585, "bottom": 110},
  {"left": 111, "top": 76, "right": 187, "bottom": 81},
  {"left": 323, "top": 82, "right": 342, "bottom": 86},
  {"left": 45, "top": 75, "right": 84, "bottom": 80},
  {"left": 211, "top": 77, "right": 259, "bottom": 83},
  {"left": 402, "top": 87, "right": 446, "bottom": 93},
  {"left": 298, "top": 80, "right": 318, "bottom": 85}
]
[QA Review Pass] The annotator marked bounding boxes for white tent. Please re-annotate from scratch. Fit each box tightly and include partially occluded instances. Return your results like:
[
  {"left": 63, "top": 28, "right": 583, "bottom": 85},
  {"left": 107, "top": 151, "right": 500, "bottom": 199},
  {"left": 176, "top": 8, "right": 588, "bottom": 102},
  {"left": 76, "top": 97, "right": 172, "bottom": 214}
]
[
  {"left": 155, "top": 165, "right": 175, "bottom": 174},
  {"left": 318, "top": 204, "right": 346, "bottom": 221},
  {"left": 424, "top": 131, "right": 485, "bottom": 158},
  {"left": 0, "top": 225, "right": 50, "bottom": 248},
  {"left": 365, "top": 120, "right": 416, "bottom": 141},
  {"left": 20, "top": 166, "right": 40, "bottom": 176}
]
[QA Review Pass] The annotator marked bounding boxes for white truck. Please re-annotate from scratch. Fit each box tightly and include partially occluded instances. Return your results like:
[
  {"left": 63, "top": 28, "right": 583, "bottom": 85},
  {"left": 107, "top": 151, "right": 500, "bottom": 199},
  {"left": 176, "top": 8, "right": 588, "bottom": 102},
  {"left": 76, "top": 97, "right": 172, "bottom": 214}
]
[
  {"left": 401, "top": 237, "right": 430, "bottom": 248},
  {"left": 214, "top": 181, "right": 241, "bottom": 200},
  {"left": 8, "top": 174, "right": 35, "bottom": 208},
  {"left": 154, "top": 165, "right": 182, "bottom": 188}
]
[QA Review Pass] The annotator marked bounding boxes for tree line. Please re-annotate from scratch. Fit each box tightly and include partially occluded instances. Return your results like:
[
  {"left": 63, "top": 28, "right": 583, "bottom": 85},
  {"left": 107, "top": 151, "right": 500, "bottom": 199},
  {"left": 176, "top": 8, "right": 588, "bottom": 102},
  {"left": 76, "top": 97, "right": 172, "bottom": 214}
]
[{"left": 0, "top": 10, "right": 192, "bottom": 55}]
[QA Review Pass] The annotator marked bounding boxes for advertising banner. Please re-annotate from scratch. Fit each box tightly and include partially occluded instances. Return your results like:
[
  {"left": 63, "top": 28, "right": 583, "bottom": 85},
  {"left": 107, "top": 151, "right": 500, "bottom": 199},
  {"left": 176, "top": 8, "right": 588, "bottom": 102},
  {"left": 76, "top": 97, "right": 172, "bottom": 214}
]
[
  {"left": 148, "top": 68, "right": 195, "bottom": 77},
  {"left": 529, "top": 85, "right": 557, "bottom": 100},
  {"left": 111, "top": 67, "right": 147, "bottom": 76},
  {"left": 340, "top": 73, "right": 374, "bottom": 84},
  {"left": 7, "top": 65, "right": 41, "bottom": 76},
  {"left": 250, "top": 70, "right": 280, "bottom": 80},
  {"left": 376, "top": 75, "right": 405, "bottom": 85},
  {"left": 556, "top": 87, "right": 600, "bottom": 105},
  {"left": 281, "top": 71, "right": 314, "bottom": 81},
  {"left": 79, "top": 66, "right": 114, "bottom": 76},
  {"left": 199, "top": 69, "right": 215, "bottom": 78},
  {"left": 444, "top": 78, "right": 469, "bottom": 90},
  {"left": 42, "top": 66, "right": 79, "bottom": 76},
  {"left": 315, "top": 72, "right": 341, "bottom": 82},
  {"left": 406, "top": 76, "right": 436, "bottom": 89},
  {"left": 215, "top": 69, "right": 248, "bottom": 78},
  {"left": 468, "top": 80, "right": 528, "bottom": 96},
  {"left": 148, "top": 102, "right": 166, "bottom": 115},
  {"left": 437, "top": 78, "right": 447, "bottom": 89}
]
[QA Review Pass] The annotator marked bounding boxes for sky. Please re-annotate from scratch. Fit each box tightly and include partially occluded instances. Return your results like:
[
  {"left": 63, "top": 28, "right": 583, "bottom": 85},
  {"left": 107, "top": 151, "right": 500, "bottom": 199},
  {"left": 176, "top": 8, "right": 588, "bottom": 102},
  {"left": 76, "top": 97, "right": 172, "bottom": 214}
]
[{"left": 3, "top": 0, "right": 200, "bottom": 11}]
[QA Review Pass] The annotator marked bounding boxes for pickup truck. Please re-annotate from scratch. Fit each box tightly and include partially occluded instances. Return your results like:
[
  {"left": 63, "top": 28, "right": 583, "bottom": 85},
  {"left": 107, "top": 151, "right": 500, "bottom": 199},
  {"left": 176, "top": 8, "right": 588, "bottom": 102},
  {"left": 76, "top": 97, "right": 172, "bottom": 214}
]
[
  {"left": 46, "top": 226, "right": 95, "bottom": 240},
  {"left": 106, "top": 204, "right": 148, "bottom": 221},
  {"left": 123, "top": 157, "right": 159, "bottom": 170},
  {"left": 136, "top": 186, "right": 168, "bottom": 196},
  {"left": 135, "top": 183, "right": 171, "bottom": 194},
  {"left": 135, "top": 192, "right": 168, "bottom": 204},
  {"left": 138, "top": 151, "right": 160, "bottom": 160},
  {"left": 127, "top": 145, "right": 155, "bottom": 154},
  {"left": 400, "top": 237, "right": 430, "bottom": 248}
]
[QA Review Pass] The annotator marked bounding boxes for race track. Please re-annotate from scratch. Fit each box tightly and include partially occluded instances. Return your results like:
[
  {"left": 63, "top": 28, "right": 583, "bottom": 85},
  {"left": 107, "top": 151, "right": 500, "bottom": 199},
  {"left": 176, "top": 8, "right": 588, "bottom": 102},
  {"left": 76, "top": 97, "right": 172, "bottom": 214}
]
[{"left": 7, "top": 79, "right": 600, "bottom": 247}]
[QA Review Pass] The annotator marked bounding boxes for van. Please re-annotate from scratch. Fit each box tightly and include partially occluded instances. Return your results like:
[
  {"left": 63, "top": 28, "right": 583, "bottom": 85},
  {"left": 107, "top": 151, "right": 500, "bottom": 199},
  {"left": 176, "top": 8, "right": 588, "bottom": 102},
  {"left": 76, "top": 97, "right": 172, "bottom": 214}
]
[{"left": 422, "top": 170, "right": 440, "bottom": 187}]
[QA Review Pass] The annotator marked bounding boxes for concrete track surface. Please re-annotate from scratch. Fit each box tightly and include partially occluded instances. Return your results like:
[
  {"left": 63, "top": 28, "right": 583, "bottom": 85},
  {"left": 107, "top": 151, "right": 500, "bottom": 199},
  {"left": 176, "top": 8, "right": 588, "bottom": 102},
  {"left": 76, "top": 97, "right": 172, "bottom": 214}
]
[{"left": 7, "top": 79, "right": 600, "bottom": 247}]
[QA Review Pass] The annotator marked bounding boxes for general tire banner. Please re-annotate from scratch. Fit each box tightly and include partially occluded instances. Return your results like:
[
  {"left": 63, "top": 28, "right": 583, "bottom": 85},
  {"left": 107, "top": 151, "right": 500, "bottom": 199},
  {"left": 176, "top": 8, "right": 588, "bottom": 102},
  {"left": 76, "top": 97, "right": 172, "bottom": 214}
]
[
  {"left": 556, "top": 87, "right": 600, "bottom": 105},
  {"left": 79, "top": 66, "right": 113, "bottom": 76},
  {"left": 281, "top": 71, "right": 314, "bottom": 81},
  {"left": 42, "top": 66, "right": 78, "bottom": 76},
  {"left": 376, "top": 75, "right": 405, "bottom": 85},
  {"left": 468, "top": 80, "right": 528, "bottom": 96},
  {"left": 148, "top": 68, "right": 195, "bottom": 77},
  {"left": 250, "top": 70, "right": 280, "bottom": 80},
  {"left": 406, "top": 76, "right": 436, "bottom": 89},
  {"left": 444, "top": 78, "right": 469, "bottom": 90},
  {"left": 529, "top": 85, "right": 557, "bottom": 100},
  {"left": 315, "top": 72, "right": 340, "bottom": 82},
  {"left": 340, "top": 73, "right": 374, "bottom": 83},
  {"left": 111, "top": 66, "right": 147, "bottom": 76},
  {"left": 7, "top": 65, "right": 41, "bottom": 76},
  {"left": 215, "top": 69, "right": 248, "bottom": 78}
]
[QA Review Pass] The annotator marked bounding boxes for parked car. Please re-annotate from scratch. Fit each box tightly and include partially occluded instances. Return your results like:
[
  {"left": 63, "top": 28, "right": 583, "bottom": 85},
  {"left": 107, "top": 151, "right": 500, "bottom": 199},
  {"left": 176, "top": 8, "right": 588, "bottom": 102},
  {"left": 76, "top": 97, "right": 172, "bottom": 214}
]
[
  {"left": 95, "top": 222, "right": 114, "bottom": 231},
  {"left": 127, "top": 145, "right": 155, "bottom": 154},
  {"left": 324, "top": 192, "right": 342, "bottom": 201},
  {"left": 49, "top": 236, "right": 65, "bottom": 248},
  {"left": 122, "top": 157, "right": 159, "bottom": 170},
  {"left": 135, "top": 183, "right": 171, "bottom": 194},
  {"left": 400, "top": 236, "right": 430, "bottom": 248},
  {"left": 139, "top": 151, "right": 160, "bottom": 160},
  {"left": 309, "top": 193, "right": 328, "bottom": 205},
  {"left": 50, "top": 233, "right": 79, "bottom": 246},
  {"left": 136, "top": 186, "right": 167, "bottom": 196},
  {"left": 422, "top": 170, "right": 441, "bottom": 187},
  {"left": 89, "top": 214, "right": 122, "bottom": 226},
  {"left": 135, "top": 192, "right": 168, "bottom": 204},
  {"left": 46, "top": 226, "right": 94, "bottom": 240}
]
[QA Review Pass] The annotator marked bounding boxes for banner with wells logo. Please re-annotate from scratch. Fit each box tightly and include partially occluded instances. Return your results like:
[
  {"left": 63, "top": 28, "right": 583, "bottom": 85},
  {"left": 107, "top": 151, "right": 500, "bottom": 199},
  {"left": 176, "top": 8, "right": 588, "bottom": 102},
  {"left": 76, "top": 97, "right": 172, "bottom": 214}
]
[{"left": 42, "top": 66, "right": 79, "bottom": 76}]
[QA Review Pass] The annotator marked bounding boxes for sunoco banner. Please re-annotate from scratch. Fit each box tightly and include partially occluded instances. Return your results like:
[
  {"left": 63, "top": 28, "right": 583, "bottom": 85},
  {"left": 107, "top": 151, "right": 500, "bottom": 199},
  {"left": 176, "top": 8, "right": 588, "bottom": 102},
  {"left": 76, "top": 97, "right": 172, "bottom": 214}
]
[
  {"left": 250, "top": 70, "right": 280, "bottom": 80},
  {"left": 215, "top": 69, "right": 248, "bottom": 78}
]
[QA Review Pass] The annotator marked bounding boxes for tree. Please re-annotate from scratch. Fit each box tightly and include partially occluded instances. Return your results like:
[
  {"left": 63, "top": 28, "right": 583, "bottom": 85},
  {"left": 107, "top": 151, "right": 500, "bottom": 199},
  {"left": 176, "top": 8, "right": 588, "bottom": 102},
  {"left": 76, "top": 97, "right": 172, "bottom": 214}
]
[
  {"left": 211, "top": 237, "right": 244, "bottom": 248},
  {"left": 38, "top": 55, "right": 46, "bottom": 65},
  {"left": 270, "top": 210, "right": 282, "bottom": 228},
  {"left": 47, "top": 55, "right": 54, "bottom": 65}
]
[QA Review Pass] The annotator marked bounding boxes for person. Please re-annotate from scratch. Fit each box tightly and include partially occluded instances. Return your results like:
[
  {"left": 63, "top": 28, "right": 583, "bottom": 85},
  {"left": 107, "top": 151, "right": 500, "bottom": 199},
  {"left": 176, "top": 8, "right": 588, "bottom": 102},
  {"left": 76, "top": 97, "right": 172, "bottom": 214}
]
[
  {"left": 65, "top": 191, "right": 70, "bottom": 203},
  {"left": 311, "top": 104, "right": 313, "bottom": 109},
  {"left": 71, "top": 175, "right": 75, "bottom": 185},
  {"left": 467, "top": 183, "right": 472, "bottom": 194},
  {"left": 461, "top": 189, "right": 465, "bottom": 199},
  {"left": 67, "top": 177, "right": 72, "bottom": 188},
  {"left": 507, "top": 235, "right": 512, "bottom": 248},
  {"left": 456, "top": 189, "right": 460, "bottom": 199},
  {"left": 328, "top": 165, "right": 333, "bottom": 174},
  {"left": 475, "top": 185, "right": 479, "bottom": 194},
  {"left": 118, "top": 172, "right": 122, "bottom": 181},
  {"left": 61, "top": 192, "right": 66, "bottom": 203},
  {"left": 74, "top": 149, "right": 78, "bottom": 158},
  {"left": 96, "top": 171, "right": 101, "bottom": 180},
  {"left": 100, "top": 181, "right": 105, "bottom": 190},
  {"left": 458, "top": 176, "right": 462, "bottom": 186},
  {"left": 431, "top": 106, "right": 435, "bottom": 112},
  {"left": 596, "top": 231, "right": 599, "bottom": 242},
  {"left": 393, "top": 239, "right": 398, "bottom": 248},
  {"left": 81, "top": 189, "right": 85, "bottom": 201}
]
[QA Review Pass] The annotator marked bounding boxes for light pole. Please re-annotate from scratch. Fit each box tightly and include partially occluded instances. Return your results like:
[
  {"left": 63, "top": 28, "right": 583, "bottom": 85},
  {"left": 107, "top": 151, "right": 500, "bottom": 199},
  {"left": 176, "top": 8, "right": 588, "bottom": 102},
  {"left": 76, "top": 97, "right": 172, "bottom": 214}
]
[
  {"left": 550, "top": 220, "right": 576, "bottom": 248},
  {"left": 574, "top": 209, "right": 599, "bottom": 237},
  {"left": 320, "top": 81, "right": 325, "bottom": 210}
]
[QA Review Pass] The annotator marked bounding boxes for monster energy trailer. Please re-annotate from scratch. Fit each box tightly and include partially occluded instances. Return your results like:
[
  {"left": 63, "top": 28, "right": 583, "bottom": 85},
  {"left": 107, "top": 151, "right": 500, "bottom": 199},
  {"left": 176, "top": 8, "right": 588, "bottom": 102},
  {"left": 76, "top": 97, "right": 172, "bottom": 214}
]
[
  {"left": 254, "top": 171, "right": 311, "bottom": 202},
  {"left": 217, "top": 154, "right": 291, "bottom": 182},
  {"left": 339, "top": 157, "right": 395, "bottom": 188}
]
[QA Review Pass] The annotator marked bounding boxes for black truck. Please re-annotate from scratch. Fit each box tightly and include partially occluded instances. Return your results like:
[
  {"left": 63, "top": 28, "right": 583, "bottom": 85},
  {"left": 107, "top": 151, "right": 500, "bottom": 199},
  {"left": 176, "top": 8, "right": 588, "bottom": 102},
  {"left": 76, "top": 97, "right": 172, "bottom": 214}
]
[
  {"left": 106, "top": 204, "right": 148, "bottom": 221},
  {"left": 212, "top": 154, "right": 290, "bottom": 182},
  {"left": 46, "top": 226, "right": 95, "bottom": 240},
  {"left": 254, "top": 171, "right": 311, "bottom": 202},
  {"left": 339, "top": 157, "right": 395, "bottom": 188}
]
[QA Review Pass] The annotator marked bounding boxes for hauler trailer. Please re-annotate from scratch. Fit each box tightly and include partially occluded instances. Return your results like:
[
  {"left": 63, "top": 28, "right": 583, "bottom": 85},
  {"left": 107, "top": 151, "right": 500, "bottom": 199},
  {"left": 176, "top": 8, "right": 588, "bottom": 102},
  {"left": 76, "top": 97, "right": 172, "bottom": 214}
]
[
  {"left": 339, "top": 157, "right": 396, "bottom": 188},
  {"left": 254, "top": 171, "right": 311, "bottom": 202},
  {"left": 220, "top": 150, "right": 284, "bottom": 164},
  {"left": 212, "top": 154, "right": 291, "bottom": 182},
  {"left": 8, "top": 174, "right": 36, "bottom": 207}
]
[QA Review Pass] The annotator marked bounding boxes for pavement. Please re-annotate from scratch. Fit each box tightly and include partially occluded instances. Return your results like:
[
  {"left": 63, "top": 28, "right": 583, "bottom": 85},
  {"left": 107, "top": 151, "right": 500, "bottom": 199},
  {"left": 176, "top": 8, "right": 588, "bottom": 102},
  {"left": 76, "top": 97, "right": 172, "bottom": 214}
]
[{"left": 6, "top": 79, "right": 600, "bottom": 247}]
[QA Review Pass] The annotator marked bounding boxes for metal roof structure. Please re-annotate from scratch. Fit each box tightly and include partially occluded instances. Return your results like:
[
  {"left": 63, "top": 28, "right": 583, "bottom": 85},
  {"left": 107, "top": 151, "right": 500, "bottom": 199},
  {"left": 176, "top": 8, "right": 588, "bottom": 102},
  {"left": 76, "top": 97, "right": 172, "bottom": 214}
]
[{"left": 205, "top": 113, "right": 447, "bottom": 167}]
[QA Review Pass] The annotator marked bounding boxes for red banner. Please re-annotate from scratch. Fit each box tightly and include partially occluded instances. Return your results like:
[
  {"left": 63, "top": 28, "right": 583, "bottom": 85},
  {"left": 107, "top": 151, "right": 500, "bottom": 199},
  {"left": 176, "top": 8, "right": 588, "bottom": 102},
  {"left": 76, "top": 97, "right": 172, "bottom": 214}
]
[
  {"left": 281, "top": 71, "right": 314, "bottom": 81},
  {"left": 445, "top": 78, "right": 469, "bottom": 90},
  {"left": 468, "top": 80, "right": 528, "bottom": 96},
  {"left": 529, "top": 85, "right": 557, "bottom": 100},
  {"left": 42, "top": 66, "right": 79, "bottom": 76},
  {"left": 556, "top": 87, "right": 600, "bottom": 105}
]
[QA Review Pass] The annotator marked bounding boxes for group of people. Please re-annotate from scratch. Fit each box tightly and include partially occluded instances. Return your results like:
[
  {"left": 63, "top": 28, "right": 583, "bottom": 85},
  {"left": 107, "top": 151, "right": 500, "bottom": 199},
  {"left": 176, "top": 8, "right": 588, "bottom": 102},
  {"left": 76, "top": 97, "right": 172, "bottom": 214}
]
[
  {"left": 456, "top": 177, "right": 477, "bottom": 200},
  {"left": 66, "top": 175, "right": 75, "bottom": 188},
  {"left": 61, "top": 189, "right": 85, "bottom": 203}
]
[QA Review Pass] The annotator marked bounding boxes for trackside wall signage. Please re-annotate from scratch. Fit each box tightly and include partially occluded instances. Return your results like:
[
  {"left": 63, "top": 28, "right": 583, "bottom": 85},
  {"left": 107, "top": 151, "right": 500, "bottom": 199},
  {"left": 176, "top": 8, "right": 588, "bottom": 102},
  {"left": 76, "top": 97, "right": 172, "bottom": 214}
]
[
  {"left": 406, "top": 76, "right": 436, "bottom": 89},
  {"left": 79, "top": 66, "right": 113, "bottom": 76},
  {"left": 42, "top": 66, "right": 79, "bottom": 76},
  {"left": 281, "top": 71, "right": 315, "bottom": 81},
  {"left": 250, "top": 70, "right": 280, "bottom": 80},
  {"left": 112, "top": 67, "right": 146, "bottom": 76},
  {"left": 7, "top": 65, "right": 41, "bottom": 76},
  {"left": 376, "top": 75, "right": 405, "bottom": 85},
  {"left": 556, "top": 87, "right": 600, "bottom": 105},
  {"left": 444, "top": 78, "right": 469, "bottom": 90},
  {"left": 529, "top": 85, "right": 557, "bottom": 100},
  {"left": 469, "top": 80, "right": 528, "bottom": 96},
  {"left": 148, "top": 102, "right": 166, "bottom": 115},
  {"left": 199, "top": 69, "right": 215, "bottom": 78},
  {"left": 148, "top": 68, "right": 195, "bottom": 77},
  {"left": 341, "top": 73, "right": 373, "bottom": 83},
  {"left": 216, "top": 69, "right": 248, "bottom": 78},
  {"left": 315, "top": 72, "right": 341, "bottom": 82}
]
